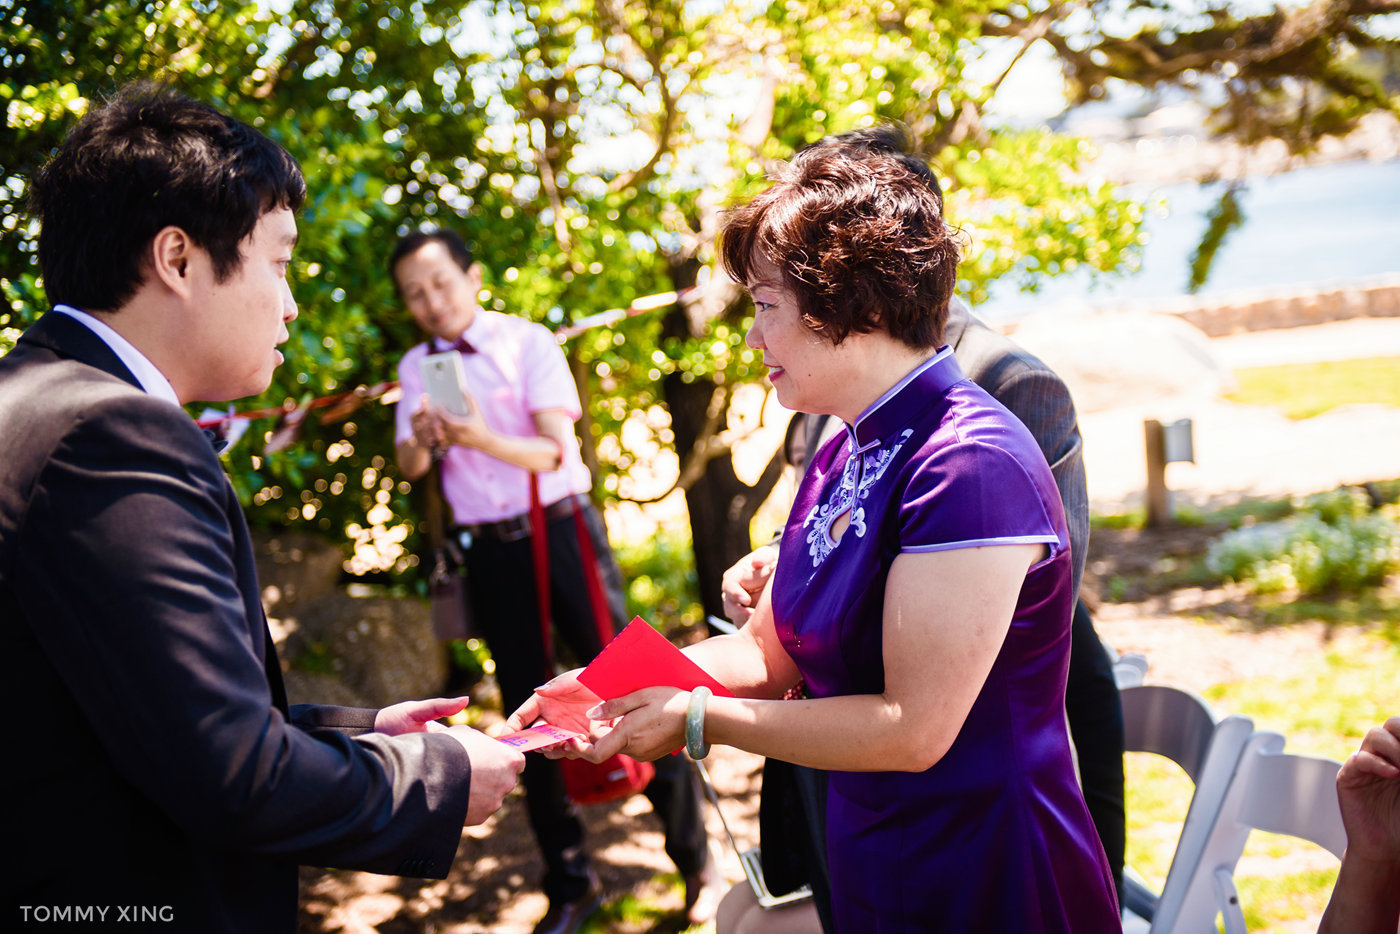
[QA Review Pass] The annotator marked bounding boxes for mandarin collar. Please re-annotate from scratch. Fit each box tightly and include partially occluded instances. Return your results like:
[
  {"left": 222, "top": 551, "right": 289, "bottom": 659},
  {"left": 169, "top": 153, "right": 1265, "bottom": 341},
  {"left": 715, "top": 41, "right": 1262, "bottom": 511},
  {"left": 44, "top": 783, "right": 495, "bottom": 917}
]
[{"left": 845, "top": 346, "right": 964, "bottom": 454}]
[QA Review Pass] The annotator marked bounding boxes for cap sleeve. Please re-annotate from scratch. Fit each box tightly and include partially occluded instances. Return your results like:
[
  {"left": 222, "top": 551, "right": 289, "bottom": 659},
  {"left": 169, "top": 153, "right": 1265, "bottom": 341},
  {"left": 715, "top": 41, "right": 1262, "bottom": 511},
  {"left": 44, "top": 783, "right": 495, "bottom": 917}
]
[{"left": 898, "top": 438, "right": 1061, "bottom": 555}]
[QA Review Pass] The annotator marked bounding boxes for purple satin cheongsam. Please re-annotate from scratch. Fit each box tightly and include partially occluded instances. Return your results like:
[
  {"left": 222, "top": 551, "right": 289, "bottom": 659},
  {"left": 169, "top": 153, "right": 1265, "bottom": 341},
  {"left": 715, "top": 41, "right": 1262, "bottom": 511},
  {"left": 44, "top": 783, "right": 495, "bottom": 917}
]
[{"left": 771, "top": 349, "right": 1120, "bottom": 932}]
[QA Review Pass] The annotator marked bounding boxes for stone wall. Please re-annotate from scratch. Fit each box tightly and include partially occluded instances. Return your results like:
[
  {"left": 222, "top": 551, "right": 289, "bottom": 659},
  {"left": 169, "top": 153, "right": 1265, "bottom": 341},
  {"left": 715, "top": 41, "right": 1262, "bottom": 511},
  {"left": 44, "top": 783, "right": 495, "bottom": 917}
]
[{"left": 1114, "top": 276, "right": 1400, "bottom": 337}]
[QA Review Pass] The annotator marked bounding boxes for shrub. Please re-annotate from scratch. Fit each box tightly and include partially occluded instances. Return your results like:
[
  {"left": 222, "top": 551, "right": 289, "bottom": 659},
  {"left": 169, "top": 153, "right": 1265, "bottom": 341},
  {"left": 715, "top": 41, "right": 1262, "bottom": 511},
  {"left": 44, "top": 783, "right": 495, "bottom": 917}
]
[
  {"left": 614, "top": 526, "right": 704, "bottom": 629},
  {"left": 1206, "top": 488, "right": 1400, "bottom": 596}
]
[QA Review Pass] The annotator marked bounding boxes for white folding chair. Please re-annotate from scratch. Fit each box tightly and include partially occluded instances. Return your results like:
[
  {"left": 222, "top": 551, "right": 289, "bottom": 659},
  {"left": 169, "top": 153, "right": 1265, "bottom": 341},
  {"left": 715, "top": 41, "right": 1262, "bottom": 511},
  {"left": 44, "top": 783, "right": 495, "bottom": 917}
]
[
  {"left": 1167, "top": 730, "right": 1345, "bottom": 934},
  {"left": 1118, "top": 685, "right": 1255, "bottom": 933},
  {"left": 1114, "top": 653, "right": 1150, "bottom": 689}
]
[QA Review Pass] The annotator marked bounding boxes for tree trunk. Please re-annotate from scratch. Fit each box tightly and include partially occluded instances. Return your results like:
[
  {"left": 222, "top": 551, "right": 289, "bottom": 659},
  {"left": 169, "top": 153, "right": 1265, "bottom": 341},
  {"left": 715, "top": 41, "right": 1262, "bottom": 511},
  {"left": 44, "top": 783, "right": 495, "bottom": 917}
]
[
  {"left": 662, "top": 371, "right": 761, "bottom": 620},
  {"left": 659, "top": 259, "right": 786, "bottom": 622}
]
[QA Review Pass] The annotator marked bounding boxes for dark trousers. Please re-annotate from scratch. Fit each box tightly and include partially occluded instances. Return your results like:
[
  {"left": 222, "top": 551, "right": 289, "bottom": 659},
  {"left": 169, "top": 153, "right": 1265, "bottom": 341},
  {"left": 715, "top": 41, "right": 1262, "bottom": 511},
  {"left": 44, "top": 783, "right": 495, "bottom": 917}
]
[
  {"left": 787, "top": 599, "right": 1126, "bottom": 930},
  {"left": 1067, "top": 599, "right": 1127, "bottom": 903},
  {"left": 463, "top": 502, "right": 708, "bottom": 902}
]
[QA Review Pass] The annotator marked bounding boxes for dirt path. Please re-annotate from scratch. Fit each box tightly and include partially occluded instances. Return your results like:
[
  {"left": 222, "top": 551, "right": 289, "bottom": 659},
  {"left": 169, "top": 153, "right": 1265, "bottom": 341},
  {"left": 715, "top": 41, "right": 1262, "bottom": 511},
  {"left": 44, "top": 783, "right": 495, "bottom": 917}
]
[{"left": 298, "top": 738, "right": 766, "bottom": 934}]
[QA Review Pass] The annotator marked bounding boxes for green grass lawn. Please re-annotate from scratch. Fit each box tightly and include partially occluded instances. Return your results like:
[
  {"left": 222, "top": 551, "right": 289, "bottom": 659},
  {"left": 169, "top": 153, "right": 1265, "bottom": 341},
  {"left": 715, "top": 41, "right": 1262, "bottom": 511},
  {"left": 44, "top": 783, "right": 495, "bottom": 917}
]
[
  {"left": 1126, "top": 633, "right": 1400, "bottom": 931},
  {"left": 1228, "top": 356, "right": 1400, "bottom": 419}
]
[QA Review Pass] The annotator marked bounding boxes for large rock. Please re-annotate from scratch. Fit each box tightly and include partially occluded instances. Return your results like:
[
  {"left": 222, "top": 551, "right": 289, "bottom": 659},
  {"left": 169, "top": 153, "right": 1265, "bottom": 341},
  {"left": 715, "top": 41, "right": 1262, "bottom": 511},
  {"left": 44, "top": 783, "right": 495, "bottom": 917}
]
[
  {"left": 1009, "top": 309, "right": 1235, "bottom": 414},
  {"left": 282, "top": 669, "right": 371, "bottom": 709},
  {"left": 279, "top": 591, "right": 447, "bottom": 708},
  {"left": 253, "top": 530, "right": 345, "bottom": 617}
]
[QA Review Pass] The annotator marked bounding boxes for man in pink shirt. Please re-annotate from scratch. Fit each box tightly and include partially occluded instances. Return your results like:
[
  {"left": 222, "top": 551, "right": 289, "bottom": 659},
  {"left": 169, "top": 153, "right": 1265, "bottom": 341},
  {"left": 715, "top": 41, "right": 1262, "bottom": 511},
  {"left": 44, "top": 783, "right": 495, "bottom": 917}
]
[{"left": 390, "top": 229, "right": 718, "bottom": 934}]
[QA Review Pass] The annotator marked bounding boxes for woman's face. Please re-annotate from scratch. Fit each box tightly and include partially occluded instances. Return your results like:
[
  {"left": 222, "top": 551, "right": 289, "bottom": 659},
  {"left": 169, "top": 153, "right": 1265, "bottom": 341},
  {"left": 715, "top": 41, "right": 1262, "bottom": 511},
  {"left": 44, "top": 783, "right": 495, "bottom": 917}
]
[{"left": 744, "top": 254, "right": 848, "bottom": 416}]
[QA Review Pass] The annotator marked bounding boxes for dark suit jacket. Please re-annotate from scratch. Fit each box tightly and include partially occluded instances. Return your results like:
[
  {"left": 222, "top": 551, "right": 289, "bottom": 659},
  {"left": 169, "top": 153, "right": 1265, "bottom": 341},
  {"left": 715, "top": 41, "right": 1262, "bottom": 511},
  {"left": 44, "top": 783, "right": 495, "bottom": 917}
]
[{"left": 0, "top": 313, "right": 472, "bottom": 932}]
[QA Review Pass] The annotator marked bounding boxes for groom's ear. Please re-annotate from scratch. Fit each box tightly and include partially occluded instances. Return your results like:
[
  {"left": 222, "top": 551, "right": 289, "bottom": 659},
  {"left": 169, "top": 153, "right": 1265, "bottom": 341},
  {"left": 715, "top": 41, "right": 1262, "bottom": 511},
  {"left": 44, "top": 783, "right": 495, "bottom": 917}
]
[{"left": 147, "top": 226, "right": 197, "bottom": 298}]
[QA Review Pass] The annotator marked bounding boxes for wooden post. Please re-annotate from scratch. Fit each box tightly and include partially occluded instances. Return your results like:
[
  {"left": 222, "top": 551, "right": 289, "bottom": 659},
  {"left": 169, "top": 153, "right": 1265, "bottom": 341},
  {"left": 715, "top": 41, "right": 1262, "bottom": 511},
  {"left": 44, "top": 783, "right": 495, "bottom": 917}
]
[{"left": 1144, "top": 419, "right": 1171, "bottom": 527}]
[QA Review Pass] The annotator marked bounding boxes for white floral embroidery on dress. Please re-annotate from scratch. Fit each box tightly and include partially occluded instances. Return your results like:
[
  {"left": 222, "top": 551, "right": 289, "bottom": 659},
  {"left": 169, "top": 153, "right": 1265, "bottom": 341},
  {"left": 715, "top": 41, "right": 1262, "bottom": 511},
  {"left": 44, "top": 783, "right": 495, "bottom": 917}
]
[{"left": 803, "top": 428, "right": 913, "bottom": 568}]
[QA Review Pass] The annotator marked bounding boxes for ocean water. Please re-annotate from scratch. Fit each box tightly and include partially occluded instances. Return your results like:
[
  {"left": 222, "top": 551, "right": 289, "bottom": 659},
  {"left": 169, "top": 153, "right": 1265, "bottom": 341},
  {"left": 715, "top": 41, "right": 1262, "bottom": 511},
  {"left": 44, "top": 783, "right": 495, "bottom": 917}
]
[{"left": 979, "top": 157, "right": 1400, "bottom": 322}]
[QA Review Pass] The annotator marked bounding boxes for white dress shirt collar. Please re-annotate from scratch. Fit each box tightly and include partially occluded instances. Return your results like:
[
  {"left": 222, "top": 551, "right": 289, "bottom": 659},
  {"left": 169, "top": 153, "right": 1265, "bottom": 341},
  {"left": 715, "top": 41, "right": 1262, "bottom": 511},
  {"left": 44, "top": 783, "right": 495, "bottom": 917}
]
[{"left": 53, "top": 304, "right": 182, "bottom": 408}]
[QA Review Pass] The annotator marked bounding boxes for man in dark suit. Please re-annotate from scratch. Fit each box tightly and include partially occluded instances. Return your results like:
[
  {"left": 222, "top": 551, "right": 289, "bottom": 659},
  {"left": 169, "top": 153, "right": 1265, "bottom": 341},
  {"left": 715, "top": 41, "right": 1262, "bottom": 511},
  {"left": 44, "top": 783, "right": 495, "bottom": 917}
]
[{"left": 0, "top": 83, "right": 525, "bottom": 932}]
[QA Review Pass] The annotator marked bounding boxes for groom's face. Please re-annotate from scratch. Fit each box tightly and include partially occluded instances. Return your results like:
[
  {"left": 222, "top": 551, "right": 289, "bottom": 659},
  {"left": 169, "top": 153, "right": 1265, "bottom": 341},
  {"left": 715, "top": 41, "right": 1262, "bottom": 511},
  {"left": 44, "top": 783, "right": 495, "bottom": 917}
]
[{"left": 181, "top": 207, "right": 300, "bottom": 402}]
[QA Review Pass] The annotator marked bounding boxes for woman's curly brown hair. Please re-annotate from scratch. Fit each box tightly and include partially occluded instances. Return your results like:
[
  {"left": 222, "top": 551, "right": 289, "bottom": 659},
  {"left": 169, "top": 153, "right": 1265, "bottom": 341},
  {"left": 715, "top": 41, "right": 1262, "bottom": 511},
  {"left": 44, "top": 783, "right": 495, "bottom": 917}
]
[{"left": 719, "top": 127, "right": 959, "bottom": 349}]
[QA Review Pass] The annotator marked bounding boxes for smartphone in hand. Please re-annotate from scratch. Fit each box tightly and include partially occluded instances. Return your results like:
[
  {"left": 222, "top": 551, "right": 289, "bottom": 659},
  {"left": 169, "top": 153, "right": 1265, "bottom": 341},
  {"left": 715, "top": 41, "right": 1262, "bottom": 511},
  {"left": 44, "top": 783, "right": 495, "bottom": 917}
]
[{"left": 418, "top": 350, "right": 473, "bottom": 417}]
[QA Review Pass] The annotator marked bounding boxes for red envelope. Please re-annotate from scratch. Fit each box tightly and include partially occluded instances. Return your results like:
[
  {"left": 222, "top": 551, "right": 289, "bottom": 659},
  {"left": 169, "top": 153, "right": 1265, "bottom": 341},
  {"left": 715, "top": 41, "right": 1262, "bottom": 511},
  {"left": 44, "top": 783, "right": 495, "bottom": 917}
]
[
  {"left": 496, "top": 723, "right": 582, "bottom": 752},
  {"left": 578, "top": 617, "right": 734, "bottom": 700}
]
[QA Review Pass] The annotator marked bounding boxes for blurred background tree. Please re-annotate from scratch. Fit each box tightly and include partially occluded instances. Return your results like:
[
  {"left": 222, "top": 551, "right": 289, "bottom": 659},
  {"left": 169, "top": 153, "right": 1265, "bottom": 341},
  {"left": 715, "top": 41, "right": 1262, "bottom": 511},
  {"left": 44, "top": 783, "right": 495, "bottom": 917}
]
[{"left": 3, "top": 0, "right": 1396, "bottom": 620}]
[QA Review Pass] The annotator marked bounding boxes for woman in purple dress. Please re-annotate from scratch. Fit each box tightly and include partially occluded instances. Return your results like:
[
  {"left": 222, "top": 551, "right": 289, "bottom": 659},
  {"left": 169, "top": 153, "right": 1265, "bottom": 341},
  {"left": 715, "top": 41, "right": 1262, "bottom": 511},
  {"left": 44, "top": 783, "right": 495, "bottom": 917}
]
[{"left": 511, "top": 141, "right": 1120, "bottom": 931}]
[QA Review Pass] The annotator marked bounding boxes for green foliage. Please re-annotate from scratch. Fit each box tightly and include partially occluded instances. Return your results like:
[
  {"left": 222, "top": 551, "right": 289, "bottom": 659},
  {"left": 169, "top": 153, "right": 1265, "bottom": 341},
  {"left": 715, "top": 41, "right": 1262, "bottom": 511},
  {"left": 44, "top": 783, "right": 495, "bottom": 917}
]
[
  {"left": 1123, "top": 752, "right": 1195, "bottom": 889},
  {"left": 748, "top": 0, "right": 1148, "bottom": 307},
  {"left": 1186, "top": 182, "right": 1244, "bottom": 293},
  {"left": 1, "top": 0, "right": 498, "bottom": 578},
  {"left": 1090, "top": 508, "right": 1148, "bottom": 530},
  {"left": 580, "top": 889, "right": 676, "bottom": 931},
  {"left": 1228, "top": 356, "right": 1400, "bottom": 420},
  {"left": 1209, "top": 496, "right": 1301, "bottom": 530},
  {"left": 1303, "top": 486, "right": 1375, "bottom": 524},
  {"left": 289, "top": 641, "right": 336, "bottom": 676},
  {"left": 1203, "top": 640, "right": 1400, "bottom": 754},
  {"left": 945, "top": 131, "right": 1146, "bottom": 305},
  {"left": 1206, "top": 488, "right": 1400, "bottom": 595},
  {"left": 1235, "top": 869, "right": 1343, "bottom": 931},
  {"left": 448, "top": 636, "right": 488, "bottom": 670},
  {"left": 1041, "top": 0, "right": 1400, "bottom": 156},
  {"left": 577, "top": 872, "right": 712, "bottom": 933},
  {"left": 1092, "top": 495, "right": 1301, "bottom": 532},
  {"left": 614, "top": 525, "right": 703, "bottom": 630},
  {"left": 7, "top": 0, "right": 1394, "bottom": 596},
  {"left": 1253, "top": 590, "right": 1400, "bottom": 635},
  {"left": 1370, "top": 479, "right": 1400, "bottom": 506}
]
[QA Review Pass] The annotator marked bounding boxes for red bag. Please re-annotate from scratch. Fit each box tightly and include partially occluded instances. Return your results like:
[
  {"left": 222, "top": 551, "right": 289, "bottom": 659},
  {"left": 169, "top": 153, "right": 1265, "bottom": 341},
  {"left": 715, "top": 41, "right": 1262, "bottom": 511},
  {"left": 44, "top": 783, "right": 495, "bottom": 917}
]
[
  {"left": 529, "top": 474, "right": 654, "bottom": 805},
  {"left": 559, "top": 754, "right": 656, "bottom": 805}
]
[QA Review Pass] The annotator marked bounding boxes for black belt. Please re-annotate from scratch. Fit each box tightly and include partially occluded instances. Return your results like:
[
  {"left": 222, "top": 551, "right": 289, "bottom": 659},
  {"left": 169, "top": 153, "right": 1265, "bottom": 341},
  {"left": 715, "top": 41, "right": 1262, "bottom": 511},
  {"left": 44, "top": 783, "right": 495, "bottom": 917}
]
[{"left": 453, "top": 492, "right": 590, "bottom": 544}]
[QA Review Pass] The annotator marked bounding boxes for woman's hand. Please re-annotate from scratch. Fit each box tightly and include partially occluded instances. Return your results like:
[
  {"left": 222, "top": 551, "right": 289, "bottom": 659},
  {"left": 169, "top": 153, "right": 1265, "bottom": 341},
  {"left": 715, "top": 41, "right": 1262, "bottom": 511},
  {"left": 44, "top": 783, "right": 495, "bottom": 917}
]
[
  {"left": 506, "top": 677, "right": 692, "bottom": 763},
  {"left": 572, "top": 687, "right": 690, "bottom": 763},
  {"left": 721, "top": 545, "right": 778, "bottom": 625},
  {"left": 1319, "top": 717, "right": 1400, "bottom": 934},
  {"left": 505, "top": 669, "right": 601, "bottom": 737}
]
